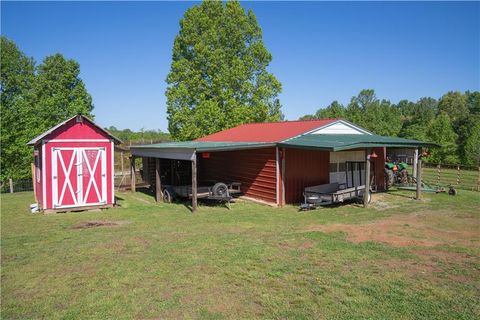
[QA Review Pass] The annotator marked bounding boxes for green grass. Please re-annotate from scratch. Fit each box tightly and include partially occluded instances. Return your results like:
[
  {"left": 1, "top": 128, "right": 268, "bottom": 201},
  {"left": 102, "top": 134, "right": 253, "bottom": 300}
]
[{"left": 2, "top": 190, "right": 479, "bottom": 319}]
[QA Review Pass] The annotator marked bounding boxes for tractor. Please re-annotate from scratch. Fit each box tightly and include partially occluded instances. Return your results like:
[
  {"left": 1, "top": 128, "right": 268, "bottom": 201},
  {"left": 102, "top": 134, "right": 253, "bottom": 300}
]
[{"left": 384, "top": 159, "right": 409, "bottom": 189}]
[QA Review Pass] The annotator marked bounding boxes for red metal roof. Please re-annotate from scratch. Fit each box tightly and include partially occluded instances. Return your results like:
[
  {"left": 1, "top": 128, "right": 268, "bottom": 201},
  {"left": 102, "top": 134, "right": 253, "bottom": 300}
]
[{"left": 196, "top": 119, "right": 337, "bottom": 143}]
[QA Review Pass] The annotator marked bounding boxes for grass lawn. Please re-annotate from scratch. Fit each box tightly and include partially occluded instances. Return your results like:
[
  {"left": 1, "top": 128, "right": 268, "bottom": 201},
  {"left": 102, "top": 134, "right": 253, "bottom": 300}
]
[{"left": 1, "top": 190, "right": 479, "bottom": 319}]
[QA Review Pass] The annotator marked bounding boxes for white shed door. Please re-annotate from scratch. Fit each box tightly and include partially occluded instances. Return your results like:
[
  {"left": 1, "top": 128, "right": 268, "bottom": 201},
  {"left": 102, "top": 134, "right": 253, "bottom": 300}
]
[{"left": 52, "top": 147, "right": 106, "bottom": 208}]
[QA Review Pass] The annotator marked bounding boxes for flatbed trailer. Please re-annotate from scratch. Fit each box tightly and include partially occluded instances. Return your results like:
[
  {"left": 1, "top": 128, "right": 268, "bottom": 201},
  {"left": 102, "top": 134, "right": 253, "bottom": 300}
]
[
  {"left": 162, "top": 182, "right": 242, "bottom": 208},
  {"left": 301, "top": 182, "right": 371, "bottom": 210}
]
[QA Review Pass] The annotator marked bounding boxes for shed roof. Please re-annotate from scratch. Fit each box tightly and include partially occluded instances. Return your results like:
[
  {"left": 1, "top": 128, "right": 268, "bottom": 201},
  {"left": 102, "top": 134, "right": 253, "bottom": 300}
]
[
  {"left": 27, "top": 114, "right": 122, "bottom": 145},
  {"left": 132, "top": 141, "right": 274, "bottom": 152},
  {"left": 131, "top": 141, "right": 275, "bottom": 161},
  {"left": 196, "top": 119, "right": 337, "bottom": 142},
  {"left": 279, "top": 134, "right": 437, "bottom": 151}
]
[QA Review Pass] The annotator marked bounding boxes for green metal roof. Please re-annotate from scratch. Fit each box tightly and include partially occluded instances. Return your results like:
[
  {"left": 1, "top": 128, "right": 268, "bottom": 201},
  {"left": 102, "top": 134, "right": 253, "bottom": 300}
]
[
  {"left": 278, "top": 134, "right": 437, "bottom": 151},
  {"left": 131, "top": 141, "right": 275, "bottom": 152}
]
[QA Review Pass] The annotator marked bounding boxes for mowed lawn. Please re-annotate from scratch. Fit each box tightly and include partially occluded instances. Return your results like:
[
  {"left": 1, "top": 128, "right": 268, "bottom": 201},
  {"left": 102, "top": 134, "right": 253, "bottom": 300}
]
[{"left": 1, "top": 190, "right": 479, "bottom": 319}]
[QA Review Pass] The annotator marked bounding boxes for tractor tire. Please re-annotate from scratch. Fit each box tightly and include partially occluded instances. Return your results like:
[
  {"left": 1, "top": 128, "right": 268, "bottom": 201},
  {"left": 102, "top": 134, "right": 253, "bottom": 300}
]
[
  {"left": 212, "top": 182, "right": 229, "bottom": 198},
  {"left": 384, "top": 169, "right": 394, "bottom": 190},
  {"left": 399, "top": 170, "right": 408, "bottom": 185}
]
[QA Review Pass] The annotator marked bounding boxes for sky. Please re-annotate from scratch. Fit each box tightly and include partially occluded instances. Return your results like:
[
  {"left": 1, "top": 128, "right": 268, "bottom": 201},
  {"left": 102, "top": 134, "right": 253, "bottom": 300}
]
[{"left": 2, "top": 1, "right": 479, "bottom": 132}]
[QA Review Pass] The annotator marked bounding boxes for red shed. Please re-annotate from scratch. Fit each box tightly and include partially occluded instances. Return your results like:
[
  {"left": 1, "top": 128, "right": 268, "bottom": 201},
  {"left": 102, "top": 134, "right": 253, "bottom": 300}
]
[{"left": 27, "top": 115, "right": 122, "bottom": 213}]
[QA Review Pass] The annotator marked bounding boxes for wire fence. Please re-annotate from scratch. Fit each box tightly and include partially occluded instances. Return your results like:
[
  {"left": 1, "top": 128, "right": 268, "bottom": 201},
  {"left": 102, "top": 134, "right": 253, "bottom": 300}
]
[
  {"left": 2, "top": 162, "right": 479, "bottom": 194},
  {"left": 0, "top": 179, "right": 34, "bottom": 194},
  {"left": 422, "top": 163, "right": 480, "bottom": 192}
]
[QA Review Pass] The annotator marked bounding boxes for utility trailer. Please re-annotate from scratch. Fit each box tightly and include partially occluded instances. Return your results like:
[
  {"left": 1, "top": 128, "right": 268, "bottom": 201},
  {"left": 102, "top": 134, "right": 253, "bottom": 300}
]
[
  {"left": 301, "top": 182, "right": 371, "bottom": 209},
  {"left": 162, "top": 182, "right": 242, "bottom": 208}
]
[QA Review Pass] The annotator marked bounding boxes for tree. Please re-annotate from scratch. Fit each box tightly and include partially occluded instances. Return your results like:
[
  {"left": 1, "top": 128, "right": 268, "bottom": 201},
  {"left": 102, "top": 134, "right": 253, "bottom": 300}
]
[
  {"left": 315, "top": 101, "right": 345, "bottom": 119},
  {"left": 463, "top": 119, "right": 480, "bottom": 165},
  {"left": 34, "top": 54, "right": 94, "bottom": 132},
  {"left": 399, "top": 97, "right": 437, "bottom": 140},
  {"left": 1, "top": 37, "right": 94, "bottom": 182},
  {"left": 166, "top": 0, "right": 282, "bottom": 141},
  {"left": 437, "top": 91, "right": 468, "bottom": 124},
  {"left": 465, "top": 91, "right": 480, "bottom": 115},
  {"left": 426, "top": 114, "right": 459, "bottom": 164},
  {"left": 345, "top": 90, "right": 401, "bottom": 136},
  {"left": 0, "top": 37, "right": 36, "bottom": 181}
]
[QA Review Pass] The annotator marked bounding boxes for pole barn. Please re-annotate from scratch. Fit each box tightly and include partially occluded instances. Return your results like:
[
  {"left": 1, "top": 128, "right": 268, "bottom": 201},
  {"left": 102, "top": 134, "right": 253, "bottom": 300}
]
[
  {"left": 130, "top": 119, "right": 434, "bottom": 211},
  {"left": 27, "top": 115, "right": 122, "bottom": 213}
]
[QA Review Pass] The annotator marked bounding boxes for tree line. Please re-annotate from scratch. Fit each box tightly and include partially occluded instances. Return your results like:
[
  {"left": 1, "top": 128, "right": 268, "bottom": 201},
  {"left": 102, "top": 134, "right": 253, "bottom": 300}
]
[
  {"left": 1, "top": 36, "right": 94, "bottom": 181},
  {"left": 105, "top": 126, "right": 170, "bottom": 144},
  {"left": 300, "top": 89, "right": 480, "bottom": 165}
]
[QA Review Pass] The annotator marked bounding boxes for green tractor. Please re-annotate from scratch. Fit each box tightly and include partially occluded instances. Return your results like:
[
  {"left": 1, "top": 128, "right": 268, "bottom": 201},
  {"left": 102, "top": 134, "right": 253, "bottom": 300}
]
[{"left": 384, "top": 160, "right": 409, "bottom": 189}]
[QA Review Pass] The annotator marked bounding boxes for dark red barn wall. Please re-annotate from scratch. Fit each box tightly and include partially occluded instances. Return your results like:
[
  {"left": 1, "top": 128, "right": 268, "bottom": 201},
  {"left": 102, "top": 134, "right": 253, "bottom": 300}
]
[
  {"left": 284, "top": 148, "right": 330, "bottom": 204},
  {"left": 198, "top": 148, "right": 277, "bottom": 204},
  {"left": 372, "top": 147, "right": 386, "bottom": 191}
]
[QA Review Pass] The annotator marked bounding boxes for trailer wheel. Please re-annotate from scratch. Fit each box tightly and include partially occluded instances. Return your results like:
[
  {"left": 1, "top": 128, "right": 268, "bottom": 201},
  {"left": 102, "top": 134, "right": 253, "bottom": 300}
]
[
  {"left": 163, "top": 189, "right": 172, "bottom": 203},
  {"left": 448, "top": 187, "right": 457, "bottom": 196},
  {"left": 212, "top": 182, "right": 229, "bottom": 197}
]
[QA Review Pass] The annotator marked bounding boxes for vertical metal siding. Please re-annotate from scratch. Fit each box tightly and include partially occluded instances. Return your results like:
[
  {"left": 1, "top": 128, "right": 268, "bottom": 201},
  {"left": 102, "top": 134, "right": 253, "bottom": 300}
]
[
  {"left": 284, "top": 148, "right": 330, "bottom": 204},
  {"left": 198, "top": 148, "right": 277, "bottom": 203},
  {"left": 373, "top": 147, "right": 386, "bottom": 191}
]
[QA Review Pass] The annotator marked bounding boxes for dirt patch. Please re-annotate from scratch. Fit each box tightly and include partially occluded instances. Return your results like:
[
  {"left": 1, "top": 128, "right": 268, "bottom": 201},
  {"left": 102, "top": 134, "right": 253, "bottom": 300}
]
[
  {"left": 72, "top": 220, "right": 130, "bottom": 229},
  {"left": 305, "top": 211, "right": 479, "bottom": 248}
]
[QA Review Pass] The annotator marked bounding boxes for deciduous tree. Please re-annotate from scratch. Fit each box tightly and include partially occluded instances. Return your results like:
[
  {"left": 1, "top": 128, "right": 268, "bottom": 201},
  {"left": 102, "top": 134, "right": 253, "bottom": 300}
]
[
  {"left": 0, "top": 37, "right": 36, "bottom": 181},
  {"left": 166, "top": 0, "right": 282, "bottom": 140},
  {"left": 34, "top": 53, "right": 94, "bottom": 132}
]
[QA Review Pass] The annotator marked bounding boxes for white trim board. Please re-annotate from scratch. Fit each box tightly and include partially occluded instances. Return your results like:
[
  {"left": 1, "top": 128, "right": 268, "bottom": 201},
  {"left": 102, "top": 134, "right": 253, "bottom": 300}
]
[
  {"left": 310, "top": 120, "right": 371, "bottom": 135},
  {"left": 44, "top": 139, "right": 111, "bottom": 143}
]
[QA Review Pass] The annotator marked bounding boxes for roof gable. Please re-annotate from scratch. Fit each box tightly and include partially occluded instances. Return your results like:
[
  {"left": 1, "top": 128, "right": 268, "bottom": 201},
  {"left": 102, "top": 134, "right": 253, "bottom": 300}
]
[
  {"left": 309, "top": 120, "right": 372, "bottom": 135},
  {"left": 27, "top": 115, "right": 122, "bottom": 145},
  {"left": 196, "top": 119, "right": 337, "bottom": 143}
]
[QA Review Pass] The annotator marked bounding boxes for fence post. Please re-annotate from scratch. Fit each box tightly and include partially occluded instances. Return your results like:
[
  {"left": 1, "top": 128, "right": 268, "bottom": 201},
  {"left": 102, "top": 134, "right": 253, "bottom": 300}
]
[
  {"left": 478, "top": 166, "right": 480, "bottom": 192},
  {"left": 437, "top": 164, "right": 441, "bottom": 186},
  {"left": 456, "top": 165, "right": 460, "bottom": 185},
  {"left": 9, "top": 178, "right": 13, "bottom": 193}
]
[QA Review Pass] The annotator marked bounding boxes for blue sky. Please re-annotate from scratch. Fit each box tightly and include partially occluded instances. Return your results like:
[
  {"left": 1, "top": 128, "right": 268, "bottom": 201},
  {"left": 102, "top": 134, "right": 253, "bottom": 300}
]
[{"left": 2, "top": 1, "right": 479, "bottom": 132}]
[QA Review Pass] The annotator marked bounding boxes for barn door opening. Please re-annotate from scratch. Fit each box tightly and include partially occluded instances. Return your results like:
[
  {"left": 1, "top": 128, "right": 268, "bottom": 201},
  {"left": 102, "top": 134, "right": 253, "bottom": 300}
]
[{"left": 52, "top": 147, "right": 106, "bottom": 208}]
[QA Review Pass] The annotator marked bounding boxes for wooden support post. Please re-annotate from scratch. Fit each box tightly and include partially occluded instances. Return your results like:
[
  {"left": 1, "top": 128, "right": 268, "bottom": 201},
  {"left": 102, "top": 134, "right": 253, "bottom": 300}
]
[
  {"left": 416, "top": 158, "right": 422, "bottom": 200},
  {"left": 364, "top": 148, "right": 371, "bottom": 208},
  {"left": 281, "top": 148, "right": 286, "bottom": 206},
  {"left": 120, "top": 151, "right": 124, "bottom": 175},
  {"left": 413, "top": 148, "right": 418, "bottom": 178},
  {"left": 155, "top": 158, "right": 162, "bottom": 202},
  {"left": 191, "top": 154, "right": 197, "bottom": 212},
  {"left": 130, "top": 156, "right": 136, "bottom": 192},
  {"left": 9, "top": 178, "right": 13, "bottom": 193},
  {"left": 31, "top": 163, "right": 37, "bottom": 202}
]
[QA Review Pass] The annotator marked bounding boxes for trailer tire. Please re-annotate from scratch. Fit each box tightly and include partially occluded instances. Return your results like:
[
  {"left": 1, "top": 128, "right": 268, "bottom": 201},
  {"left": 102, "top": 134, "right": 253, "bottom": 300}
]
[
  {"left": 448, "top": 187, "right": 457, "bottom": 196},
  {"left": 212, "top": 182, "right": 229, "bottom": 198},
  {"left": 163, "top": 189, "right": 172, "bottom": 203}
]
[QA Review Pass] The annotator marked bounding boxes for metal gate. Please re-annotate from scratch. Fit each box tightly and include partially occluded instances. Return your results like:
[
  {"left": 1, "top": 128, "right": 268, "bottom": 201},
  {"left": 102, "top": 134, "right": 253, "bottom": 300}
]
[{"left": 52, "top": 147, "right": 107, "bottom": 208}]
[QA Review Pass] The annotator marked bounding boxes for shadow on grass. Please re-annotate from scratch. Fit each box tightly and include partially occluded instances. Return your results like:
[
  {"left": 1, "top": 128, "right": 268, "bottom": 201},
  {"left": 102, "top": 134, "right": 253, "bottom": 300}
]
[{"left": 385, "top": 189, "right": 417, "bottom": 200}]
